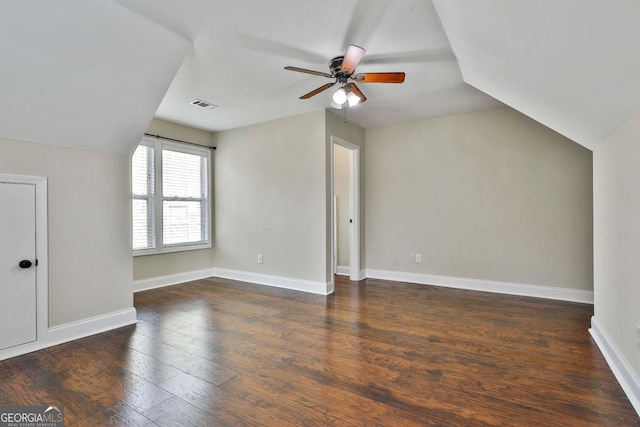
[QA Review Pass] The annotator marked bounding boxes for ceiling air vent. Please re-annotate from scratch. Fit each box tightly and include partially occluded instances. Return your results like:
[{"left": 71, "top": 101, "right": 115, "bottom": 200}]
[{"left": 189, "top": 99, "right": 218, "bottom": 110}]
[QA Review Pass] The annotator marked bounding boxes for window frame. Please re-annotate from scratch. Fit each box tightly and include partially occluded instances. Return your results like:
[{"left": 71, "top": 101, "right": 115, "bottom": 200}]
[
  {"left": 131, "top": 142, "right": 155, "bottom": 251},
  {"left": 132, "top": 136, "right": 212, "bottom": 256}
]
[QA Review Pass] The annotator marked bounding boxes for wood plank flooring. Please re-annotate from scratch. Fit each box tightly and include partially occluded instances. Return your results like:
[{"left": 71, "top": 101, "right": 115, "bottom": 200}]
[{"left": 0, "top": 276, "right": 638, "bottom": 426}]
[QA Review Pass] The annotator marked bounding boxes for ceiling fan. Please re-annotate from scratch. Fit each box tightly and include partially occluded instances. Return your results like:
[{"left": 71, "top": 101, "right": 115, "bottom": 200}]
[{"left": 284, "top": 44, "right": 405, "bottom": 108}]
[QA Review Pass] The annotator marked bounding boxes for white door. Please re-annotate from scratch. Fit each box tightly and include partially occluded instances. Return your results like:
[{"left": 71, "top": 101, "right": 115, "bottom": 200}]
[{"left": 0, "top": 182, "right": 37, "bottom": 351}]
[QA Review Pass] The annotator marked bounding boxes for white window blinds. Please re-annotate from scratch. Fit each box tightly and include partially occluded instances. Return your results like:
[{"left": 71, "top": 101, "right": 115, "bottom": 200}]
[
  {"left": 162, "top": 149, "right": 208, "bottom": 246},
  {"left": 132, "top": 144, "right": 155, "bottom": 251}
]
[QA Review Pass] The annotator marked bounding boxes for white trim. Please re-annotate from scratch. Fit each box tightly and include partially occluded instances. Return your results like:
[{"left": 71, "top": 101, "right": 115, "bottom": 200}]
[
  {"left": 333, "top": 196, "right": 338, "bottom": 274},
  {"left": 0, "top": 308, "right": 137, "bottom": 362},
  {"left": 134, "top": 241, "right": 212, "bottom": 257},
  {"left": 365, "top": 269, "right": 594, "bottom": 304},
  {"left": 134, "top": 268, "right": 216, "bottom": 292},
  {"left": 46, "top": 308, "right": 137, "bottom": 345},
  {"left": 34, "top": 178, "right": 48, "bottom": 348},
  {"left": 336, "top": 265, "right": 350, "bottom": 276},
  {"left": 326, "top": 280, "right": 335, "bottom": 295},
  {"left": 589, "top": 316, "right": 640, "bottom": 416},
  {"left": 348, "top": 144, "right": 360, "bottom": 282},
  {"left": 335, "top": 267, "right": 366, "bottom": 281},
  {"left": 0, "top": 341, "right": 46, "bottom": 361},
  {"left": 213, "top": 268, "right": 332, "bottom": 295},
  {"left": 0, "top": 174, "right": 49, "bottom": 357},
  {"left": 330, "top": 136, "right": 361, "bottom": 282},
  {"left": 134, "top": 264, "right": 592, "bottom": 303}
]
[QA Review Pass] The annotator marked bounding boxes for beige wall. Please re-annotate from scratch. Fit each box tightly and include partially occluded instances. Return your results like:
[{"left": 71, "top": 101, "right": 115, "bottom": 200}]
[
  {"left": 144, "top": 118, "right": 216, "bottom": 149},
  {"left": 334, "top": 143, "right": 351, "bottom": 268},
  {"left": 593, "top": 112, "right": 640, "bottom": 378},
  {"left": 0, "top": 137, "right": 132, "bottom": 327},
  {"left": 365, "top": 107, "right": 593, "bottom": 290},
  {"left": 133, "top": 118, "right": 216, "bottom": 281},
  {"left": 325, "top": 110, "right": 366, "bottom": 278},
  {"left": 213, "top": 111, "right": 327, "bottom": 283}
]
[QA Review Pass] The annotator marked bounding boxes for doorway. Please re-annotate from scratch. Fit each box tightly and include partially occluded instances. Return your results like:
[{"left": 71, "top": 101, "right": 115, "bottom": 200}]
[
  {"left": 331, "top": 136, "right": 360, "bottom": 281},
  {"left": 0, "top": 174, "right": 48, "bottom": 356}
]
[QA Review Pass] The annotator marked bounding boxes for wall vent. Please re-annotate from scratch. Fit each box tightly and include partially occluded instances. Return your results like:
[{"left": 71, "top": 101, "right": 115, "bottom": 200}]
[{"left": 189, "top": 99, "right": 218, "bottom": 110}]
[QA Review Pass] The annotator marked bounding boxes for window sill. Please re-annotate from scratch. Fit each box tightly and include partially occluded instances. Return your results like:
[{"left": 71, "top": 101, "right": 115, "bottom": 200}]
[{"left": 133, "top": 242, "right": 212, "bottom": 257}]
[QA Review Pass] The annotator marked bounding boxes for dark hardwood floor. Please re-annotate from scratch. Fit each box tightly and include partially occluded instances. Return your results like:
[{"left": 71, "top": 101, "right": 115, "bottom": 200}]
[{"left": 0, "top": 276, "right": 638, "bottom": 426}]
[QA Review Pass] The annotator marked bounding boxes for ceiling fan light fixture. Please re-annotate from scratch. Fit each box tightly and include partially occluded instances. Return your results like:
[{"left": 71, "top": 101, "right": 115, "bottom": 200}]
[
  {"left": 347, "top": 91, "right": 360, "bottom": 107},
  {"left": 330, "top": 100, "right": 343, "bottom": 110},
  {"left": 332, "top": 87, "right": 347, "bottom": 105}
]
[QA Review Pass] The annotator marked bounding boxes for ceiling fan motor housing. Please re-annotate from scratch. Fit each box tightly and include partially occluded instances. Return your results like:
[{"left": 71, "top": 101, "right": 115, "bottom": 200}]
[{"left": 330, "top": 56, "right": 345, "bottom": 77}]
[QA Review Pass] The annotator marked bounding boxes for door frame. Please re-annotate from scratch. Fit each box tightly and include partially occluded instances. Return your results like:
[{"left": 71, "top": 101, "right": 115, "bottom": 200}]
[
  {"left": 330, "top": 136, "right": 360, "bottom": 281},
  {"left": 0, "top": 174, "right": 48, "bottom": 358}
]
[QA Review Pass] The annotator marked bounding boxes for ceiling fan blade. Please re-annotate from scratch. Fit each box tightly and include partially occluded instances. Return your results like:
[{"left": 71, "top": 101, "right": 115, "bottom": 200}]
[
  {"left": 300, "top": 82, "right": 336, "bottom": 99},
  {"left": 355, "top": 72, "right": 405, "bottom": 83},
  {"left": 340, "top": 44, "right": 366, "bottom": 75},
  {"left": 285, "top": 66, "right": 334, "bottom": 78},
  {"left": 346, "top": 83, "right": 367, "bottom": 103}
]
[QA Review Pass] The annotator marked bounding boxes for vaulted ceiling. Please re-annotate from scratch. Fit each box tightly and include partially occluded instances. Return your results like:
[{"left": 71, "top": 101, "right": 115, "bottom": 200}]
[
  {"left": 1, "top": 1, "right": 638, "bottom": 154},
  {"left": 433, "top": 0, "right": 640, "bottom": 151},
  {"left": 0, "top": 1, "right": 190, "bottom": 154},
  {"left": 113, "top": 0, "right": 501, "bottom": 133}
]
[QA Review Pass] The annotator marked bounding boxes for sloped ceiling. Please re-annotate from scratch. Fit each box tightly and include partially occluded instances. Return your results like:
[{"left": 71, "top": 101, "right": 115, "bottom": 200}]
[
  {"left": 433, "top": 0, "right": 640, "bottom": 150},
  {"left": 1, "top": 1, "right": 504, "bottom": 153},
  {"left": 114, "top": 0, "right": 502, "bottom": 132},
  {"left": 12, "top": 1, "right": 635, "bottom": 154},
  {"left": 0, "top": 1, "right": 190, "bottom": 154}
]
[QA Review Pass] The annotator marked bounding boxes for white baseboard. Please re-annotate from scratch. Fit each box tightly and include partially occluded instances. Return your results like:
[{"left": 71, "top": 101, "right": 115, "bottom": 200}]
[
  {"left": 589, "top": 316, "right": 640, "bottom": 417},
  {"left": 134, "top": 268, "right": 217, "bottom": 292},
  {"left": 335, "top": 265, "right": 350, "bottom": 276},
  {"left": 335, "top": 267, "right": 366, "bottom": 281},
  {"left": 213, "top": 268, "right": 332, "bottom": 295},
  {"left": 135, "top": 267, "right": 592, "bottom": 303},
  {"left": 0, "top": 307, "right": 137, "bottom": 362},
  {"left": 365, "top": 269, "right": 594, "bottom": 304},
  {"left": 47, "top": 308, "right": 137, "bottom": 345}
]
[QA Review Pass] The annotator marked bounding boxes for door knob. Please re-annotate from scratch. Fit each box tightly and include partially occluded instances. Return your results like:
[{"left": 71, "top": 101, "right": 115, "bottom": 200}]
[{"left": 19, "top": 260, "right": 32, "bottom": 269}]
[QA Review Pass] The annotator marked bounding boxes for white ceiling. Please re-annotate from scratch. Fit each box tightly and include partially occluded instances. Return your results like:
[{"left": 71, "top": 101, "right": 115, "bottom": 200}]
[
  {"left": 0, "top": 1, "right": 190, "bottom": 154},
  {"left": 434, "top": 0, "right": 640, "bottom": 150},
  {"left": 113, "top": 0, "right": 501, "bottom": 132},
  {"left": 2, "top": 1, "right": 638, "bottom": 154}
]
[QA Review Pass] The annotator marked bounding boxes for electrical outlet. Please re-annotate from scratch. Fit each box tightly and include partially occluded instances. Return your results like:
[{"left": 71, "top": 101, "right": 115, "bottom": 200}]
[
  {"left": 257, "top": 254, "right": 263, "bottom": 264},
  {"left": 416, "top": 254, "right": 423, "bottom": 264},
  {"left": 409, "top": 253, "right": 416, "bottom": 263}
]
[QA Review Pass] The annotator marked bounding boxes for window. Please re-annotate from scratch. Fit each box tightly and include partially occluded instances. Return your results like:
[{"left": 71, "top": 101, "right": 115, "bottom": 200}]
[
  {"left": 132, "top": 144, "right": 155, "bottom": 251},
  {"left": 132, "top": 137, "right": 211, "bottom": 255}
]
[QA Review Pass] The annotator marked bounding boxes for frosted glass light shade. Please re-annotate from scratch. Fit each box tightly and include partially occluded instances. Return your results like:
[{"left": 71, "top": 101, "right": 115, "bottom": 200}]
[
  {"left": 332, "top": 87, "right": 347, "bottom": 104},
  {"left": 347, "top": 91, "right": 360, "bottom": 107}
]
